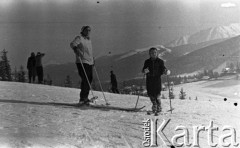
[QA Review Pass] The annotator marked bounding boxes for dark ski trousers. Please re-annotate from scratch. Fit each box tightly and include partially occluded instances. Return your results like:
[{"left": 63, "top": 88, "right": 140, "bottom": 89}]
[
  {"left": 36, "top": 66, "right": 44, "bottom": 84},
  {"left": 28, "top": 69, "right": 36, "bottom": 83},
  {"left": 149, "top": 95, "right": 161, "bottom": 112},
  {"left": 111, "top": 85, "right": 119, "bottom": 94},
  {"left": 146, "top": 76, "right": 162, "bottom": 112},
  {"left": 111, "top": 87, "right": 119, "bottom": 94},
  {"left": 76, "top": 63, "right": 93, "bottom": 102}
]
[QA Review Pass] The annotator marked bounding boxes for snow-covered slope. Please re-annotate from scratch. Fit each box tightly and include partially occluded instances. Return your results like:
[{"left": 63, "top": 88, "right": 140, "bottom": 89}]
[
  {"left": 166, "top": 23, "right": 240, "bottom": 47},
  {"left": 0, "top": 81, "right": 239, "bottom": 147}
]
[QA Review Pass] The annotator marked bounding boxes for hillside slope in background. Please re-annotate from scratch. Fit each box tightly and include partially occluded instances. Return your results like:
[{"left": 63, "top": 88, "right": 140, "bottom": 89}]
[{"left": 168, "top": 35, "right": 240, "bottom": 75}]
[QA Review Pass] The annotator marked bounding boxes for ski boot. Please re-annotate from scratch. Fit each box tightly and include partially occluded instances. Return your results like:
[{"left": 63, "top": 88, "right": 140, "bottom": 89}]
[{"left": 154, "top": 111, "right": 160, "bottom": 116}]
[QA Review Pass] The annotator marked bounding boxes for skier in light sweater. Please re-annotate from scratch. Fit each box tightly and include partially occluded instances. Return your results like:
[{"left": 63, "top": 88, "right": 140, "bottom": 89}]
[{"left": 70, "top": 26, "right": 94, "bottom": 105}]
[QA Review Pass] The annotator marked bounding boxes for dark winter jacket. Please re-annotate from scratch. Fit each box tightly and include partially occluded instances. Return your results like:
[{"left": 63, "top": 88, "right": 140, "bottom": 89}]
[
  {"left": 111, "top": 73, "right": 118, "bottom": 88},
  {"left": 27, "top": 56, "right": 36, "bottom": 70},
  {"left": 142, "top": 58, "right": 166, "bottom": 78},
  {"left": 36, "top": 53, "right": 45, "bottom": 67},
  {"left": 142, "top": 58, "right": 167, "bottom": 97}
]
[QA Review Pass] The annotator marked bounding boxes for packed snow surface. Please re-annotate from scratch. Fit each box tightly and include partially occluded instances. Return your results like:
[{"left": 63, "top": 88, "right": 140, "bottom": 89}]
[{"left": 0, "top": 80, "right": 239, "bottom": 148}]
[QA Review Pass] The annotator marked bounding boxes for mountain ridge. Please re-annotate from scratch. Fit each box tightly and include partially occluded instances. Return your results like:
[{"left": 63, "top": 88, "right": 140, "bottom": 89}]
[{"left": 165, "top": 23, "right": 240, "bottom": 47}]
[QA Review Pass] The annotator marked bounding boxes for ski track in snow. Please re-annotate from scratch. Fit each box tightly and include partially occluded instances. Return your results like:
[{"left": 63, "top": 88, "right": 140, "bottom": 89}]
[{"left": 0, "top": 81, "right": 239, "bottom": 148}]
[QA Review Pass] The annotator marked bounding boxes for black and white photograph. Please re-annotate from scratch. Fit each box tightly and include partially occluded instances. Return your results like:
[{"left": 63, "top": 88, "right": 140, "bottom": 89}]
[{"left": 0, "top": 0, "right": 239, "bottom": 147}]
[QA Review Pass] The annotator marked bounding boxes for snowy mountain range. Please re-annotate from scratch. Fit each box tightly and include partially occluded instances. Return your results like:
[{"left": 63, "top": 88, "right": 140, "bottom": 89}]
[
  {"left": 44, "top": 24, "right": 240, "bottom": 86},
  {"left": 165, "top": 23, "right": 240, "bottom": 47},
  {"left": 168, "top": 35, "right": 240, "bottom": 75}
]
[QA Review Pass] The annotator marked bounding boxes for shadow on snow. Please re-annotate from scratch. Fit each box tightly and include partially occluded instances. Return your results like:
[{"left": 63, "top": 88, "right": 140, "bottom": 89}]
[{"left": 0, "top": 99, "right": 145, "bottom": 112}]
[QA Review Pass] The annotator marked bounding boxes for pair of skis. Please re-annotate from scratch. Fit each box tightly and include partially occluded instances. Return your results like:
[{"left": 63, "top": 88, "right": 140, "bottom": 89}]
[
  {"left": 86, "top": 97, "right": 146, "bottom": 112},
  {"left": 83, "top": 104, "right": 146, "bottom": 112},
  {"left": 146, "top": 108, "right": 174, "bottom": 116},
  {"left": 80, "top": 75, "right": 172, "bottom": 113}
]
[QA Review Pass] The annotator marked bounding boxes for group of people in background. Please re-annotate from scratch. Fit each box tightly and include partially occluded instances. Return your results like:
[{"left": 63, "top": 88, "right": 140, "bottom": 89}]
[{"left": 27, "top": 52, "right": 45, "bottom": 84}]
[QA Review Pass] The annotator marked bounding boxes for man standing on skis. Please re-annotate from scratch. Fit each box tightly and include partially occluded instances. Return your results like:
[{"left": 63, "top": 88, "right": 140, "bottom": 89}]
[
  {"left": 35, "top": 52, "right": 45, "bottom": 84},
  {"left": 110, "top": 70, "right": 119, "bottom": 94},
  {"left": 70, "top": 26, "right": 94, "bottom": 105},
  {"left": 27, "top": 52, "right": 36, "bottom": 83},
  {"left": 142, "top": 47, "right": 170, "bottom": 115}
]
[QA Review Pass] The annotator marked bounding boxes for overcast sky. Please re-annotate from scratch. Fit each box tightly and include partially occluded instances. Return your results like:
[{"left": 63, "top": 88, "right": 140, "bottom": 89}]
[{"left": 0, "top": 0, "right": 239, "bottom": 67}]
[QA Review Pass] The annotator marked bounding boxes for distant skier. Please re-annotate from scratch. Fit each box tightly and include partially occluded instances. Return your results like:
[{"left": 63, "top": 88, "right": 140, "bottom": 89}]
[
  {"left": 110, "top": 70, "right": 119, "bottom": 93},
  {"left": 70, "top": 26, "right": 94, "bottom": 105},
  {"left": 35, "top": 52, "right": 45, "bottom": 84},
  {"left": 27, "top": 52, "right": 36, "bottom": 83},
  {"left": 142, "top": 47, "right": 170, "bottom": 115}
]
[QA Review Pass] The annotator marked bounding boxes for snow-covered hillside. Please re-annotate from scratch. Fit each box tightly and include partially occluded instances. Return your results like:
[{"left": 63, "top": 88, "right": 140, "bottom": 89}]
[
  {"left": 0, "top": 80, "right": 239, "bottom": 148},
  {"left": 166, "top": 23, "right": 240, "bottom": 47}
]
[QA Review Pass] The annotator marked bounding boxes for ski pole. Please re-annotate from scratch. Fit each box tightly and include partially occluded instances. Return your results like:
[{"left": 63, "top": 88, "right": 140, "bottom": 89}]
[
  {"left": 78, "top": 57, "right": 96, "bottom": 99},
  {"left": 166, "top": 74, "right": 173, "bottom": 114},
  {"left": 93, "top": 65, "right": 110, "bottom": 105},
  {"left": 134, "top": 74, "right": 145, "bottom": 109}
]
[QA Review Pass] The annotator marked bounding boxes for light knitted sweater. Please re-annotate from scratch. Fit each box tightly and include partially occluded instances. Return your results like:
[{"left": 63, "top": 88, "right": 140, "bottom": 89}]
[{"left": 70, "top": 35, "right": 94, "bottom": 65}]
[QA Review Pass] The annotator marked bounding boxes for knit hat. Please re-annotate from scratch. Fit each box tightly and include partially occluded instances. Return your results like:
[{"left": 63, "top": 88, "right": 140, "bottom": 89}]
[{"left": 81, "top": 26, "right": 91, "bottom": 33}]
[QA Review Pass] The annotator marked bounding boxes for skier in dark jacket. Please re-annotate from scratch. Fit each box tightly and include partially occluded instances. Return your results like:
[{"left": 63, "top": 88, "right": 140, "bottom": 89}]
[
  {"left": 27, "top": 52, "right": 36, "bottom": 83},
  {"left": 110, "top": 70, "right": 119, "bottom": 93},
  {"left": 142, "top": 47, "right": 170, "bottom": 115},
  {"left": 35, "top": 52, "right": 45, "bottom": 84}
]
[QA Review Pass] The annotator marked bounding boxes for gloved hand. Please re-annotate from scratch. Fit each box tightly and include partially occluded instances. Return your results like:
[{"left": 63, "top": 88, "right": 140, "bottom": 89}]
[
  {"left": 73, "top": 47, "right": 80, "bottom": 56},
  {"left": 143, "top": 68, "right": 149, "bottom": 74},
  {"left": 166, "top": 69, "right": 171, "bottom": 75}
]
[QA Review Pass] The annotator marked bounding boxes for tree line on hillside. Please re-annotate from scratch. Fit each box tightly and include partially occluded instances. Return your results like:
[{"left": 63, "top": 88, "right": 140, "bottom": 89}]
[
  {"left": 0, "top": 49, "right": 33, "bottom": 82},
  {"left": 0, "top": 49, "right": 12, "bottom": 81}
]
